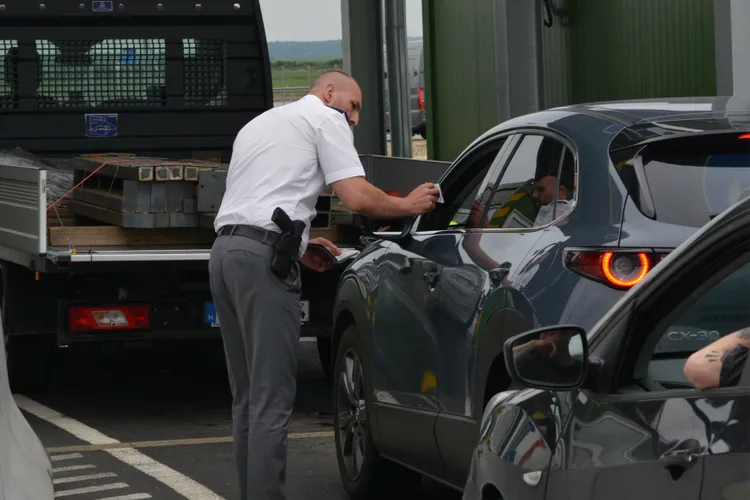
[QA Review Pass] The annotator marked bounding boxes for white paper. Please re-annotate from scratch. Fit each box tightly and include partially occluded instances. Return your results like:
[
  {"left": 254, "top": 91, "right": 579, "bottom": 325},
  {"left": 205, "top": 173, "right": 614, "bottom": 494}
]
[{"left": 436, "top": 183, "right": 445, "bottom": 204}]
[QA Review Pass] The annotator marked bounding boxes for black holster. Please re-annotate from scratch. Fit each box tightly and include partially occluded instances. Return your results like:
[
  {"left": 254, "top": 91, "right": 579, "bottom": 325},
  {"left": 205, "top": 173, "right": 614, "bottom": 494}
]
[{"left": 270, "top": 207, "right": 305, "bottom": 279}]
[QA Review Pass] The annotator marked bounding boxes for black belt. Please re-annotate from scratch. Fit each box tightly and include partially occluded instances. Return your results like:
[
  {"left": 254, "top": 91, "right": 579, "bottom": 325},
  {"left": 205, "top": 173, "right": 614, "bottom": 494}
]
[{"left": 217, "top": 224, "right": 280, "bottom": 246}]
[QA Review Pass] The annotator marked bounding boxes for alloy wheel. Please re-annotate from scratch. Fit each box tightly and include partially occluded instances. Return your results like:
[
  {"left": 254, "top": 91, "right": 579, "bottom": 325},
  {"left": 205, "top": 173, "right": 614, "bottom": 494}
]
[{"left": 337, "top": 348, "right": 367, "bottom": 480}]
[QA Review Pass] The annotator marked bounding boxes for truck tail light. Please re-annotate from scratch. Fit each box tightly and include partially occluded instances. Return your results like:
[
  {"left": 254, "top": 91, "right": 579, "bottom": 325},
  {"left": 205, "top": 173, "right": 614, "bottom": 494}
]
[
  {"left": 69, "top": 305, "right": 150, "bottom": 332},
  {"left": 564, "top": 249, "right": 670, "bottom": 289},
  {"left": 418, "top": 87, "right": 425, "bottom": 110}
]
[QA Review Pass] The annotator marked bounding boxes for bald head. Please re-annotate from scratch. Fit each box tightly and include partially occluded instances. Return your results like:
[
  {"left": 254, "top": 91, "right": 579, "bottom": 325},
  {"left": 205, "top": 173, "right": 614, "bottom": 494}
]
[{"left": 308, "top": 70, "right": 362, "bottom": 126}]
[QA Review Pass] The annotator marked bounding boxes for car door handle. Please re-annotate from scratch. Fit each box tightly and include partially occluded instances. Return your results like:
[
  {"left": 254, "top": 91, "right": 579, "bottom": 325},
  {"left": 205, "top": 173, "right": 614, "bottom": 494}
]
[
  {"left": 489, "top": 263, "right": 512, "bottom": 285},
  {"left": 423, "top": 271, "right": 439, "bottom": 289}
]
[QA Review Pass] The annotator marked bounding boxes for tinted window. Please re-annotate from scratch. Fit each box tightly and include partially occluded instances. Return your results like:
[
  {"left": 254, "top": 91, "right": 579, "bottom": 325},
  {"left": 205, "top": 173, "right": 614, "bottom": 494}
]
[
  {"left": 647, "top": 257, "right": 750, "bottom": 389},
  {"left": 477, "top": 134, "right": 576, "bottom": 229},
  {"left": 613, "top": 134, "right": 750, "bottom": 227},
  {"left": 418, "top": 138, "right": 507, "bottom": 231}
]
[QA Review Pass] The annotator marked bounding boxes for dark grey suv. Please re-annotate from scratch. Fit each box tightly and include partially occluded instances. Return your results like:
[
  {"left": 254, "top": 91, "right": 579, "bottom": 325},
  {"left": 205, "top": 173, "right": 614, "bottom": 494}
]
[{"left": 329, "top": 97, "right": 750, "bottom": 498}]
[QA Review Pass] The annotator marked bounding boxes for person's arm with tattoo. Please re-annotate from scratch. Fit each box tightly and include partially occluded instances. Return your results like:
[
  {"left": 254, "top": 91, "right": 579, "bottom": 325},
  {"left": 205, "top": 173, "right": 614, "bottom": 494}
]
[{"left": 683, "top": 327, "right": 750, "bottom": 389}]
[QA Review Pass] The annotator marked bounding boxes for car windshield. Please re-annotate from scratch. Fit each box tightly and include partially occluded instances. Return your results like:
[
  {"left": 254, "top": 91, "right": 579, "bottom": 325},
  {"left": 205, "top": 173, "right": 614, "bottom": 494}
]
[{"left": 614, "top": 133, "right": 750, "bottom": 227}]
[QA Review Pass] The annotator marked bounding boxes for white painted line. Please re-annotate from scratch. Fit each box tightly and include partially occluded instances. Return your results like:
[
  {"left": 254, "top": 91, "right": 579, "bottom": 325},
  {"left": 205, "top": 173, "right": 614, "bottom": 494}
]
[
  {"left": 54, "top": 483, "right": 129, "bottom": 497},
  {"left": 98, "top": 494, "right": 152, "bottom": 500},
  {"left": 52, "top": 464, "right": 96, "bottom": 473},
  {"left": 50, "top": 453, "right": 83, "bottom": 462},
  {"left": 15, "top": 395, "right": 225, "bottom": 500},
  {"left": 53, "top": 472, "right": 118, "bottom": 484}
]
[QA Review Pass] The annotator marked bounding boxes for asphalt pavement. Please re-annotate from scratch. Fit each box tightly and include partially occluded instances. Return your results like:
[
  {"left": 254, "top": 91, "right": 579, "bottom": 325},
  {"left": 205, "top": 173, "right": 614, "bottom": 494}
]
[{"left": 17, "top": 339, "right": 460, "bottom": 500}]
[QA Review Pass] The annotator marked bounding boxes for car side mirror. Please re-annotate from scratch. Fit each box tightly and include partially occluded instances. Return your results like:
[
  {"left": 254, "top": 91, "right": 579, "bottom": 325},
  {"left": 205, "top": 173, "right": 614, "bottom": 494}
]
[
  {"left": 360, "top": 216, "right": 415, "bottom": 244},
  {"left": 503, "top": 325, "right": 588, "bottom": 391}
]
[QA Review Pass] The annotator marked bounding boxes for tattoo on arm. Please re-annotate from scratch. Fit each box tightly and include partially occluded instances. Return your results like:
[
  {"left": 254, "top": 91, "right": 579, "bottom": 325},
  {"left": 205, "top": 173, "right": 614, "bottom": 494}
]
[{"left": 704, "top": 350, "right": 722, "bottom": 363}]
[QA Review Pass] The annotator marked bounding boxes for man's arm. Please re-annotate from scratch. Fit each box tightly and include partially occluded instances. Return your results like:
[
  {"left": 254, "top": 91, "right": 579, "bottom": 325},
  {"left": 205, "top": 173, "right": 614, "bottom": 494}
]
[
  {"left": 332, "top": 177, "right": 436, "bottom": 219},
  {"left": 683, "top": 327, "right": 750, "bottom": 389},
  {"left": 315, "top": 113, "right": 437, "bottom": 220}
]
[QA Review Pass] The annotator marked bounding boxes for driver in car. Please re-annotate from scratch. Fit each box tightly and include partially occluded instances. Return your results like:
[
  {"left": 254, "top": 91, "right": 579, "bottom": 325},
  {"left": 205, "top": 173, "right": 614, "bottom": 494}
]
[{"left": 683, "top": 327, "right": 750, "bottom": 388}]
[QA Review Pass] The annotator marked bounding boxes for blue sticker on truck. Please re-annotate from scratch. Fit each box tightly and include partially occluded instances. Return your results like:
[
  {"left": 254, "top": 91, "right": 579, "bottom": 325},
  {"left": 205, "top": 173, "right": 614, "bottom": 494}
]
[
  {"left": 92, "top": 1, "right": 114, "bottom": 12},
  {"left": 85, "top": 114, "right": 118, "bottom": 138}
]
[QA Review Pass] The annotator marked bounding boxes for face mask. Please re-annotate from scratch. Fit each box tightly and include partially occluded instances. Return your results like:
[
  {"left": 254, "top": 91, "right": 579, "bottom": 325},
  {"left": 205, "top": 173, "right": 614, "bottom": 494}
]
[{"left": 327, "top": 105, "right": 350, "bottom": 125}]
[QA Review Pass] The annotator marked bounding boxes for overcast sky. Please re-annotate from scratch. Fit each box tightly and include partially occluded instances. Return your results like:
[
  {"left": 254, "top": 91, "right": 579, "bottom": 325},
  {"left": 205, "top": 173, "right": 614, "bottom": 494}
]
[{"left": 258, "top": 0, "right": 424, "bottom": 41}]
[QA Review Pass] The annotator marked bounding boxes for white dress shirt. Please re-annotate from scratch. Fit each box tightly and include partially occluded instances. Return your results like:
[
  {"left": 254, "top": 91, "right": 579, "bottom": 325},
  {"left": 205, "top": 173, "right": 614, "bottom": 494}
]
[{"left": 214, "top": 95, "right": 366, "bottom": 255}]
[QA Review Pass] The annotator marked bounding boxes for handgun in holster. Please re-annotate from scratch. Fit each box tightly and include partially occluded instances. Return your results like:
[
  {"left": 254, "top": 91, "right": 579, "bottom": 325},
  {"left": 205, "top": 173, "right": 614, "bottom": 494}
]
[{"left": 271, "top": 207, "right": 305, "bottom": 279}]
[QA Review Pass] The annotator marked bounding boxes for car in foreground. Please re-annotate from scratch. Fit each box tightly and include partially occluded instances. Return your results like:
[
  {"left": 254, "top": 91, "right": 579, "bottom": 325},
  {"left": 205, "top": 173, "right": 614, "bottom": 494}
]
[
  {"left": 329, "top": 96, "right": 750, "bottom": 498},
  {"left": 0, "top": 317, "right": 54, "bottom": 499},
  {"left": 465, "top": 191, "right": 750, "bottom": 500}
]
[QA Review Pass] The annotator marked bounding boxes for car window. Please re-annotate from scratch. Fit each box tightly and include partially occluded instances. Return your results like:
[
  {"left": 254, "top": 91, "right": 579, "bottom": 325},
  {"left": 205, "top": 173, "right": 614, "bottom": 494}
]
[
  {"left": 611, "top": 133, "right": 750, "bottom": 227},
  {"left": 477, "top": 134, "right": 576, "bottom": 229},
  {"left": 645, "top": 259, "right": 750, "bottom": 388},
  {"left": 417, "top": 137, "right": 509, "bottom": 232}
]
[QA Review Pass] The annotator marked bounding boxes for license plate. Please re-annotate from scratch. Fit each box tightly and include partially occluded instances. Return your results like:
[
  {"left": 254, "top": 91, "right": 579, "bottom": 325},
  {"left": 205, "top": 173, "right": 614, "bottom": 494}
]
[{"left": 205, "top": 301, "right": 310, "bottom": 326}]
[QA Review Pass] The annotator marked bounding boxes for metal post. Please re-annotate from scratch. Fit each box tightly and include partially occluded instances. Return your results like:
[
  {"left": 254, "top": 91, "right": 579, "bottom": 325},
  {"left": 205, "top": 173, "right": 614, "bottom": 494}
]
[
  {"left": 341, "top": 0, "right": 386, "bottom": 155},
  {"left": 281, "top": 65, "right": 286, "bottom": 103},
  {"left": 384, "top": 0, "right": 412, "bottom": 158}
]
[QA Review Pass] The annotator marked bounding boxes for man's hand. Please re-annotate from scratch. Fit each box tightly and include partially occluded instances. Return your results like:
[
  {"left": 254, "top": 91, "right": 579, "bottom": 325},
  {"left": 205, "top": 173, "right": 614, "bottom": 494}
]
[
  {"left": 469, "top": 200, "right": 486, "bottom": 228},
  {"left": 404, "top": 183, "right": 439, "bottom": 216},
  {"left": 300, "top": 237, "right": 342, "bottom": 272}
]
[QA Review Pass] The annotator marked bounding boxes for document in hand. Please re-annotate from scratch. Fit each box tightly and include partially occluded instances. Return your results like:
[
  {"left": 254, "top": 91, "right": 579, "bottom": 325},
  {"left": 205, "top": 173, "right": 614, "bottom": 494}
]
[{"left": 306, "top": 243, "right": 360, "bottom": 265}]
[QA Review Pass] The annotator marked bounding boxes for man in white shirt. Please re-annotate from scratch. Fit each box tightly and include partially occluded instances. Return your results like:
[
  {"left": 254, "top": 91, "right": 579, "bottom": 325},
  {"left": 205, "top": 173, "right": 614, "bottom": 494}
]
[{"left": 209, "top": 70, "right": 438, "bottom": 500}]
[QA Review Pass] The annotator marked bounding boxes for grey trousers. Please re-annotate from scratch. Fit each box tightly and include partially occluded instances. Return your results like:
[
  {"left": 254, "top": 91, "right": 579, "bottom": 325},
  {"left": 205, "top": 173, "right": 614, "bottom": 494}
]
[{"left": 208, "top": 234, "right": 302, "bottom": 500}]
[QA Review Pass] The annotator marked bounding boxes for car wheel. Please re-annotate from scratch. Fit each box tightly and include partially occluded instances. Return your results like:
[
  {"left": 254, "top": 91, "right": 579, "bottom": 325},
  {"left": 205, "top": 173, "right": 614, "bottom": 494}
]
[
  {"left": 317, "top": 336, "right": 333, "bottom": 381},
  {"left": 7, "top": 335, "right": 55, "bottom": 394},
  {"left": 333, "top": 325, "right": 422, "bottom": 499}
]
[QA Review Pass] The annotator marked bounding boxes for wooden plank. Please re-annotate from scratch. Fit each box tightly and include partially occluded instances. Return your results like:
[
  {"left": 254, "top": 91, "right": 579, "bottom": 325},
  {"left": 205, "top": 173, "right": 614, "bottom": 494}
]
[{"left": 48, "top": 226, "right": 216, "bottom": 247}]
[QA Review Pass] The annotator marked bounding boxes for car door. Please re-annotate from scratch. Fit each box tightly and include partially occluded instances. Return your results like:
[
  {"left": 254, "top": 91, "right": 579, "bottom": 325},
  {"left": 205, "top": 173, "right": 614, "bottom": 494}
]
[
  {"left": 433, "top": 132, "right": 579, "bottom": 486},
  {"left": 546, "top": 229, "right": 750, "bottom": 500},
  {"left": 371, "top": 134, "right": 514, "bottom": 475}
]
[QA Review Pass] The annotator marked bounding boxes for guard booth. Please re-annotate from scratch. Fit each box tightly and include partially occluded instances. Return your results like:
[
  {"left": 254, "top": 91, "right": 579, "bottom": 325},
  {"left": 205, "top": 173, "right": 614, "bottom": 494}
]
[{"left": 0, "top": 0, "right": 272, "bottom": 161}]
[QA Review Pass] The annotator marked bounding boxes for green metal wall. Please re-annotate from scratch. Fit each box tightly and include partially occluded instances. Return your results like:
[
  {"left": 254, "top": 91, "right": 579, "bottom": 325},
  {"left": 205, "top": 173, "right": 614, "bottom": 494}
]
[
  {"left": 422, "top": 0, "right": 500, "bottom": 162},
  {"left": 424, "top": 0, "right": 718, "bottom": 161},
  {"left": 545, "top": 0, "right": 717, "bottom": 107}
]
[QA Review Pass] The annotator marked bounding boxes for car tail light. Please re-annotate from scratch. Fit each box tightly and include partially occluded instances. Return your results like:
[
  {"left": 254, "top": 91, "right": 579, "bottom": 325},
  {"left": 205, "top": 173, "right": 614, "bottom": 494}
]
[
  {"left": 564, "top": 249, "right": 669, "bottom": 289},
  {"left": 69, "top": 305, "right": 150, "bottom": 332},
  {"left": 740, "top": 133, "right": 750, "bottom": 140},
  {"left": 418, "top": 88, "right": 425, "bottom": 110}
]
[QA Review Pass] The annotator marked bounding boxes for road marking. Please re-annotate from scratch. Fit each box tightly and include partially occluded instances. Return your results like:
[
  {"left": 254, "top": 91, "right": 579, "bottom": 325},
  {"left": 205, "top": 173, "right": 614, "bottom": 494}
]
[
  {"left": 44, "top": 430, "right": 335, "bottom": 454},
  {"left": 50, "top": 453, "right": 84, "bottom": 462},
  {"left": 99, "top": 495, "right": 152, "bottom": 500},
  {"left": 52, "top": 464, "right": 97, "bottom": 473},
  {"left": 15, "top": 395, "right": 225, "bottom": 500},
  {"left": 53, "top": 472, "right": 118, "bottom": 484},
  {"left": 54, "top": 482, "right": 129, "bottom": 497}
]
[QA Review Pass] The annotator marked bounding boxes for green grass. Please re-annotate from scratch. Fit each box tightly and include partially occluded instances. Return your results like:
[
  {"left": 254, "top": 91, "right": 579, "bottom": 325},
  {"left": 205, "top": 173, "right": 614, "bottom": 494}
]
[{"left": 271, "top": 59, "right": 343, "bottom": 93}]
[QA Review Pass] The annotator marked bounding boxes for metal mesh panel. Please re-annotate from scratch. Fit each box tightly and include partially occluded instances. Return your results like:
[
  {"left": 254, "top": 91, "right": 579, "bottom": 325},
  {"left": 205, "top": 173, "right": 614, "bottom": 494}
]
[
  {"left": 183, "top": 39, "right": 227, "bottom": 107},
  {"left": 1, "top": 40, "right": 19, "bottom": 109},
  {"left": 36, "top": 39, "right": 167, "bottom": 108}
]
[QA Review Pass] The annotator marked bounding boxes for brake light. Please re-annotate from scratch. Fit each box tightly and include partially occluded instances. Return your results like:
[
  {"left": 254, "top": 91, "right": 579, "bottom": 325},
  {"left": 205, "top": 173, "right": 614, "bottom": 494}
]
[
  {"left": 564, "top": 249, "right": 668, "bottom": 289},
  {"left": 418, "top": 88, "right": 425, "bottom": 110},
  {"left": 69, "top": 305, "right": 150, "bottom": 332},
  {"left": 740, "top": 133, "right": 750, "bottom": 140}
]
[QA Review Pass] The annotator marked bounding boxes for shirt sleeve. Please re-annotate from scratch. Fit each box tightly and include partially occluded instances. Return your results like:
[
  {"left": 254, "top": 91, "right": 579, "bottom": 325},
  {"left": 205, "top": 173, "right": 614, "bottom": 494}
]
[
  {"left": 719, "top": 344, "right": 749, "bottom": 387},
  {"left": 315, "top": 113, "right": 366, "bottom": 185}
]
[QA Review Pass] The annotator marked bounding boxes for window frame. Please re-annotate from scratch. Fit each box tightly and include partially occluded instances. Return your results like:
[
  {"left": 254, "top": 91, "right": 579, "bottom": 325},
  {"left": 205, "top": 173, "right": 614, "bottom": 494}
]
[
  {"left": 413, "top": 131, "right": 520, "bottom": 235},
  {"left": 476, "top": 128, "right": 580, "bottom": 233}
]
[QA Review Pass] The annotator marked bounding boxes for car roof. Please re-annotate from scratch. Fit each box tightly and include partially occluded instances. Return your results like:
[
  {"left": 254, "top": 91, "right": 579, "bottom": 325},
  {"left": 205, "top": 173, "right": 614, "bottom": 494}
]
[{"left": 471, "top": 96, "right": 750, "bottom": 154}]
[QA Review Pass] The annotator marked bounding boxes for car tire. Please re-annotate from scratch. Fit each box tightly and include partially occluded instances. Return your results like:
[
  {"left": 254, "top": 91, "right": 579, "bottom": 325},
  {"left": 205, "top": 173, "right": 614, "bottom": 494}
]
[
  {"left": 7, "top": 335, "right": 55, "bottom": 394},
  {"left": 317, "top": 336, "right": 333, "bottom": 381},
  {"left": 414, "top": 124, "right": 427, "bottom": 140},
  {"left": 333, "top": 324, "right": 422, "bottom": 500}
]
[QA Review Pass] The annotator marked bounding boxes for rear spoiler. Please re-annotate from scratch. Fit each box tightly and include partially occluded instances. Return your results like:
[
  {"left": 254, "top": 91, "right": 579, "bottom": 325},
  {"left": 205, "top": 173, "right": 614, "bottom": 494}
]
[{"left": 0, "top": 0, "right": 272, "bottom": 161}]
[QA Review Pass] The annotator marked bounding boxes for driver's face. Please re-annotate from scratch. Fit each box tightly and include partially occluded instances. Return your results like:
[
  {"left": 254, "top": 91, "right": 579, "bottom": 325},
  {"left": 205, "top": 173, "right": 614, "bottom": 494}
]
[{"left": 532, "top": 176, "right": 564, "bottom": 206}]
